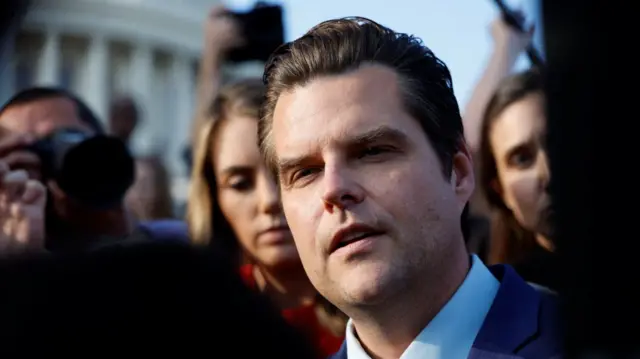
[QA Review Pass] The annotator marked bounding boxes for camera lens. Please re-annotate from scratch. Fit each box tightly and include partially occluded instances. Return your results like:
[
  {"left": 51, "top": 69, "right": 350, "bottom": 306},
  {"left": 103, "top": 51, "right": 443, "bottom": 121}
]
[{"left": 56, "top": 135, "right": 135, "bottom": 208}]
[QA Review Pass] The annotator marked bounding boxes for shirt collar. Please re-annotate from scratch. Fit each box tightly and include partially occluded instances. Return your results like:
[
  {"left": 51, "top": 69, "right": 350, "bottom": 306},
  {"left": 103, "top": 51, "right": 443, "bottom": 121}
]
[{"left": 345, "top": 254, "right": 500, "bottom": 359}]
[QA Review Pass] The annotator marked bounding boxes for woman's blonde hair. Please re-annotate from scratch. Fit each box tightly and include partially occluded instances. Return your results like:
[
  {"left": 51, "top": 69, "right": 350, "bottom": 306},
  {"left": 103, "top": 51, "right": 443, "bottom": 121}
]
[
  {"left": 187, "top": 78, "right": 265, "bottom": 257},
  {"left": 186, "top": 78, "right": 347, "bottom": 336}
]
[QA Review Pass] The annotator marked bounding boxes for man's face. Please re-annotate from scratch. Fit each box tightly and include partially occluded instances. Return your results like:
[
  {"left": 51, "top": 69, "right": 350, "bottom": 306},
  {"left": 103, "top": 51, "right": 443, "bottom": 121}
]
[
  {"left": 0, "top": 97, "right": 91, "bottom": 138},
  {"left": 0, "top": 96, "right": 93, "bottom": 178},
  {"left": 271, "top": 65, "right": 474, "bottom": 309}
]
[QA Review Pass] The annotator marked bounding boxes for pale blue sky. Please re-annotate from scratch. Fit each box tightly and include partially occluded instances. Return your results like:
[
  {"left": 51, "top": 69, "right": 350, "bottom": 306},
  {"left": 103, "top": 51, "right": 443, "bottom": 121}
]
[{"left": 225, "top": 0, "right": 543, "bottom": 108}]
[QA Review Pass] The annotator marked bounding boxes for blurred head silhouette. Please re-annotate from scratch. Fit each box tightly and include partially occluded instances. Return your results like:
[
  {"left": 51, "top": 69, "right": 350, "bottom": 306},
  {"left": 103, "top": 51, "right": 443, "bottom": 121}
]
[{"left": 0, "top": 242, "right": 317, "bottom": 357}]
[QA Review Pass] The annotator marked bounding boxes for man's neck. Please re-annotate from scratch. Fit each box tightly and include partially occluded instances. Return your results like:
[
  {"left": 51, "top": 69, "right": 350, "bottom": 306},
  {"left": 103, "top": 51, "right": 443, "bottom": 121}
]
[
  {"left": 253, "top": 263, "right": 318, "bottom": 309},
  {"left": 350, "top": 248, "right": 471, "bottom": 359}
]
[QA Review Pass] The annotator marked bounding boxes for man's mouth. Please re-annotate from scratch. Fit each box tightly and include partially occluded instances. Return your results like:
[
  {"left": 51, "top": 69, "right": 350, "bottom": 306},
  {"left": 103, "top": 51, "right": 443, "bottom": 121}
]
[{"left": 330, "top": 224, "right": 384, "bottom": 253}]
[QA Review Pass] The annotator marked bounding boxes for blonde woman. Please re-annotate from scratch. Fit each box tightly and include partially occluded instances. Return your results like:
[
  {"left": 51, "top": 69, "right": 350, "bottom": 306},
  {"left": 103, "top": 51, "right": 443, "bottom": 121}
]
[{"left": 187, "top": 79, "right": 346, "bottom": 356}]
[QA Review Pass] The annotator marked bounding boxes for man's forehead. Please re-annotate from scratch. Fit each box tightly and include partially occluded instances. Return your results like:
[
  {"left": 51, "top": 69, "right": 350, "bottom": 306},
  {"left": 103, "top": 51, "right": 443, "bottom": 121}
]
[
  {"left": 271, "top": 65, "right": 405, "bottom": 153},
  {"left": 0, "top": 97, "right": 89, "bottom": 136}
]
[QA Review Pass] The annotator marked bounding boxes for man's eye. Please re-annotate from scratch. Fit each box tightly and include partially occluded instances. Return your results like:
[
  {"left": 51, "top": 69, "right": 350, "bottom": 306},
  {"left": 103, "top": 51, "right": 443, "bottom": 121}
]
[
  {"left": 291, "top": 167, "right": 320, "bottom": 183},
  {"left": 359, "top": 146, "right": 391, "bottom": 159}
]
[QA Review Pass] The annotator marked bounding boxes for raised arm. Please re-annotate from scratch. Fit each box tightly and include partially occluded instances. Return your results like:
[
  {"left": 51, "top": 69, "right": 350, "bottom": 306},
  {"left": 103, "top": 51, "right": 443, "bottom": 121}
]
[
  {"left": 463, "top": 15, "right": 533, "bottom": 151},
  {"left": 191, "top": 6, "right": 244, "bottom": 144}
]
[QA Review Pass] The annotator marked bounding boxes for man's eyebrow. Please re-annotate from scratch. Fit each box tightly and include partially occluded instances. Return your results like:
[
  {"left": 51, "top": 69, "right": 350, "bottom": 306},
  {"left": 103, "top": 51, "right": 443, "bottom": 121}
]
[
  {"left": 277, "top": 155, "right": 313, "bottom": 177},
  {"left": 348, "top": 125, "right": 409, "bottom": 147},
  {"left": 276, "top": 126, "right": 409, "bottom": 176}
]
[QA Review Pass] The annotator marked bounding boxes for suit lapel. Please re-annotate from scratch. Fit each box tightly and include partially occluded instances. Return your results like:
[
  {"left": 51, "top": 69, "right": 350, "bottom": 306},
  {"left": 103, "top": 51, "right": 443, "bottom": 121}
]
[
  {"left": 470, "top": 265, "right": 541, "bottom": 357},
  {"left": 467, "top": 347, "right": 525, "bottom": 359},
  {"left": 329, "top": 265, "right": 542, "bottom": 359}
]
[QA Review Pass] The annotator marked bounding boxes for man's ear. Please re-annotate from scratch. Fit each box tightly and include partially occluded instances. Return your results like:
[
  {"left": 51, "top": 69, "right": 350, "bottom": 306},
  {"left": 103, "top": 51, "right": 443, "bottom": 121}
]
[{"left": 451, "top": 143, "right": 475, "bottom": 213}]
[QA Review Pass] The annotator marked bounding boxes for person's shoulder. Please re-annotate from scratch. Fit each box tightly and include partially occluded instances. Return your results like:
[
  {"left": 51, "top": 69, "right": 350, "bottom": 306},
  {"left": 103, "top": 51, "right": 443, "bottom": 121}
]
[
  {"left": 494, "top": 264, "right": 561, "bottom": 320},
  {"left": 486, "top": 264, "right": 562, "bottom": 358},
  {"left": 528, "top": 281, "right": 557, "bottom": 296},
  {"left": 137, "top": 219, "right": 189, "bottom": 243},
  {"left": 522, "top": 286, "right": 563, "bottom": 358}
]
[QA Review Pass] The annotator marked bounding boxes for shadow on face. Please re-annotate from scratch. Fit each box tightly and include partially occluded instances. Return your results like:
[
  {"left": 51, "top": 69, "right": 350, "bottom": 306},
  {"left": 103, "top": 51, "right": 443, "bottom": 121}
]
[{"left": 489, "top": 93, "right": 551, "bottom": 236}]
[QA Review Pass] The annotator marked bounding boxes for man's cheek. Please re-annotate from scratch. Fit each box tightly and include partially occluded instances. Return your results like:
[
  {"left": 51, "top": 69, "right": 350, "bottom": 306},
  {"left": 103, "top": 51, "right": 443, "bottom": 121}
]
[{"left": 284, "top": 195, "right": 315, "bottom": 227}]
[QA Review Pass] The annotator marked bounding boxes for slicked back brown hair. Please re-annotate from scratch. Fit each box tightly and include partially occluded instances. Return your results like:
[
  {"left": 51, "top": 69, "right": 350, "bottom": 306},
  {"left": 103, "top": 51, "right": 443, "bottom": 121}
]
[{"left": 258, "top": 17, "right": 472, "bottom": 240}]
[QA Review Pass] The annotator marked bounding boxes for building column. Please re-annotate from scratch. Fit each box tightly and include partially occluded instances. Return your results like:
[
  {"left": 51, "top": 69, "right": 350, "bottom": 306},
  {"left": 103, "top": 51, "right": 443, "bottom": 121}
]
[
  {"left": 36, "top": 30, "right": 60, "bottom": 85},
  {"left": 129, "top": 43, "right": 153, "bottom": 155},
  {"left": 170, "top": 53, "right": 195, "bottom": 177},
  {"left": 0, "top": 27, "right": 17, "bottom": 103},
  {"left": 85, "top": 34, "right": 109, "bottom": 124}
]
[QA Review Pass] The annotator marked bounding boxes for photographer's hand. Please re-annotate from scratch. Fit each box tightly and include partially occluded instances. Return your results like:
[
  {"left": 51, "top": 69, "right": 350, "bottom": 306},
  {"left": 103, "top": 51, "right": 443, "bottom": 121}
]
[
  {"left": 193, "top": 5, "right": 245, "bottom": 144},
  {"left": 463, "top": 12, "right": 534, "bottom": 151},
  {"left": 204, "top": 5, "right": 245, "bottom": 59},
  {"left": 0, "top": 160, "right": 46, "bottom": 255},
  {"left": 491, "top": 11, "right": 534, "bottom": 60},
  {"left": 0, "top": 132, "right": 41, "bottom": 179}
]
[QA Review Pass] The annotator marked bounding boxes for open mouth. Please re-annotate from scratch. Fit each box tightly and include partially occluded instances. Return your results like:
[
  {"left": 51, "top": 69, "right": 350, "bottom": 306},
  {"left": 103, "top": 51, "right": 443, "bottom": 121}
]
[
  {"left": 330, "top": 224, "right": 384, "bottom": 253},
  {"left": 335, "top": 232, "right": 378, "bottom": 249}
]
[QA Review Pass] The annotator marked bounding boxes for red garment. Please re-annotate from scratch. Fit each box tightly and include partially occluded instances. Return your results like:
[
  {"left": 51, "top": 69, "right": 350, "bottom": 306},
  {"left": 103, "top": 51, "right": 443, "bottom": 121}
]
[{"left": 240, "top": 265, "right": 344, "bottom": 357}]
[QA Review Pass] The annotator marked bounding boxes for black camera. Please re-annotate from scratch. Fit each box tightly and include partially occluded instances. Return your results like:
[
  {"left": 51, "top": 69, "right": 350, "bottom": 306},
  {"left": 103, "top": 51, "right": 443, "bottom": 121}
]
[
  {"left": 27, "top": 128, "right": 135, "bottom": 209},
  {"left": 226, "top": 2, "right": 285, "bottom": 63}
]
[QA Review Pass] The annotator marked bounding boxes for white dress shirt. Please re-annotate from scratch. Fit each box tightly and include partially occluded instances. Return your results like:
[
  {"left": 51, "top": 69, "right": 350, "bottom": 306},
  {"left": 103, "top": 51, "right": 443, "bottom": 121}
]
[{"left": 345, "top": 254, "right": 499, "bottom": 359}]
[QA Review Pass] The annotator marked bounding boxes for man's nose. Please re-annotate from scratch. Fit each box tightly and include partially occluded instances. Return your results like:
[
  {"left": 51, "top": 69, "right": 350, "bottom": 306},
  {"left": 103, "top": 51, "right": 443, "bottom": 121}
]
[
  {"left": 35, "top": 123, "right": 56, "bottom": 138},
  {"left": 321, "top": 164, "right": 365, "bottom": 213}
]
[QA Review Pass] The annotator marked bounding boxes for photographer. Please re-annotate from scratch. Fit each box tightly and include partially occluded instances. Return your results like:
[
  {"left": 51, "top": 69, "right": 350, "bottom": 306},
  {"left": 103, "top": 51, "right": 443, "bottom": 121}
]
[{"left": 0, "top": 87, "right": 136, "bottom": 253}]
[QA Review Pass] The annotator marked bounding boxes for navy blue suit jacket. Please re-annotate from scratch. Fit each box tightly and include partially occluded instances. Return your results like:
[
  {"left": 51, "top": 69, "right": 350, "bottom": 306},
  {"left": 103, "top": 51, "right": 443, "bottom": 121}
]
[{"left": 329, "top": 264, "right": 562, "bottom": 359}]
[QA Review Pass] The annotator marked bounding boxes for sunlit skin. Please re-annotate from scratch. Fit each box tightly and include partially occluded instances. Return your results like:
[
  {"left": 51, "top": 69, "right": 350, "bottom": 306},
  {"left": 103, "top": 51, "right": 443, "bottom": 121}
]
[{"left": 271, "top": 65, "right": 474, "bottom": 357}]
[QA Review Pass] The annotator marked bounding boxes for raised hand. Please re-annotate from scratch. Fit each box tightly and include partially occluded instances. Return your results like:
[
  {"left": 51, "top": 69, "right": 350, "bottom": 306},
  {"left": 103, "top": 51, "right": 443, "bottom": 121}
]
[
  {"left": 0, "top": 160, "right": 47, "bottom": 255},
  {"left": 204, "top": 5, "right": 245, "bottom": 59},
  {"left": 491, "top": 11, "right": 534, "bottom": 55}
]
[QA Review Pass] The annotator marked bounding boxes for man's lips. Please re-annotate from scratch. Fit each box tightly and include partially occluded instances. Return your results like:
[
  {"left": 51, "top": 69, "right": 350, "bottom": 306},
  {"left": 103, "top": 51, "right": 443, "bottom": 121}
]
[{"left": 329, "top": 223, "right": 384, "bottom": 253}]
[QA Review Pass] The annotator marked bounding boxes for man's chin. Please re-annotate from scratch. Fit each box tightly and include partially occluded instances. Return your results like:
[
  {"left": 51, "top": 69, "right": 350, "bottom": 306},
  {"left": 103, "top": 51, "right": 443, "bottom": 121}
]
[{"left": 334, "top": 263, "right": 397, "bottom": 305}]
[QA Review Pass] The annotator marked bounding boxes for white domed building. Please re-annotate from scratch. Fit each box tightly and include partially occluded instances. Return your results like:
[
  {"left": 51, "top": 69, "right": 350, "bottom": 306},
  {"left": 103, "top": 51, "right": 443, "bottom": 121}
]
[{"left": 0, "top": 0, "right": 224, "bottom": 204}]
